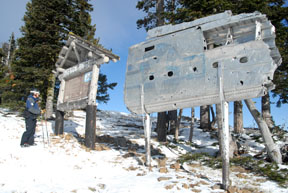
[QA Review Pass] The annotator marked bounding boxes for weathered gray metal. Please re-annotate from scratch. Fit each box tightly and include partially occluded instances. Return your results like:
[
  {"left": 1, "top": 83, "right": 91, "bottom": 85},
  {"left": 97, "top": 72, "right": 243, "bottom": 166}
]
[
  {"left": 124, "top": 11, "right": 281, "bottom": 114},
  {"left": 56, "top": 34, "right": 119, "bottom": 112}
]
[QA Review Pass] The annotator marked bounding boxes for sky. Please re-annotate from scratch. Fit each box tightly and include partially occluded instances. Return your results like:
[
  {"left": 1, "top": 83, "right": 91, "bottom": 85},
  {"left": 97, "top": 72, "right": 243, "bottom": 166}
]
[{"left": 0, "top": 0, "right": 287, "bottom": 129}]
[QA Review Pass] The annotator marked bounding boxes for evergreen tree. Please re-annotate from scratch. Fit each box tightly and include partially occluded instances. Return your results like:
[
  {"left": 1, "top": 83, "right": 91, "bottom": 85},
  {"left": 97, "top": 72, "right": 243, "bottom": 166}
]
[
  {"left": 6, "top": 0, "right": 116, "bottom": 111},
  {"left": 0, "top": 47, "right": 4, "bottom": 65},
  {"left": 10, "top": 0, "right": 68, "bottom": 110},
  {"left": 136, "top": 0, "right": 177, "bottom": 31},
  {"left": 0, "top": 33, "right": 18, "bottom": 108}
]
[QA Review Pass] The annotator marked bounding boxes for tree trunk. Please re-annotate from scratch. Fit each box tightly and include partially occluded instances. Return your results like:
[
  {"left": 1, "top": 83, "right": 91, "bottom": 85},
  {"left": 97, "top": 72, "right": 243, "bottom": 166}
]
[
  {"left": 45, "top": 73, "right": 56, "bottom": 119},
  {"left": 155, "top": 0, "right": 166, "bottom": 142},
  {"left": 200, "top": 105, "right": 210, "bottom": 130},
  {"left": 262, "top": 93, "right": 274, "bottom": 130},
  {"left": 210, "top": 105, "right": 217, "bottom": 130},
  {"left": 234, "top": 101, "right": 244, "bottom": 134},
  {"left": 168, "top": 110, "right": 177, "bottom": 134},
  {"left": 244, "top": 99, "right": 282, "bottom": 164},
  {"left": 189, "top": 107, "right": 195, "bottom": 142},
  {"left": 157, "top": 112, "right": 167, "bottom": 142},
  {"left": 156, "top": 0, "right": 164, "bottom": 26},
  {"left": 175, "top": 109, "right": 183, "bottom": 142}
]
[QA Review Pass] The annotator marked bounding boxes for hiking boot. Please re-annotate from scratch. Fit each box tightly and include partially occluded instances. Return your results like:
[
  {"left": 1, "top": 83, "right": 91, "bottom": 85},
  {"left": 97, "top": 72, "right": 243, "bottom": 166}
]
[{"left": 21, "top": 143, "right": 30, "bottom": 148}]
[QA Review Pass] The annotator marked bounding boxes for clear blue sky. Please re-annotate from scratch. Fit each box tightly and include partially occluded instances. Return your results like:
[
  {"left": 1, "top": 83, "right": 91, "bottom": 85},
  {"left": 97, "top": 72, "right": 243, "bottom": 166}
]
[{"left": 0, "top": 0, "right": 287, "bottom": 130}]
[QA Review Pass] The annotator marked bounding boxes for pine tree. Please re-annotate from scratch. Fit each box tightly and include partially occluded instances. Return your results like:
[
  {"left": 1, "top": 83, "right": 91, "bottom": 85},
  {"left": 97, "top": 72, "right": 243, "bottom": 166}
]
[
  {"left": 0, "top": 33, "right": 18, "bottom": 109},
  {"left": 6, "top": 0, "right": 116, "bottom": 112},
  {"left": 136, "top": 0, "right": 177, "bottom": 31}
]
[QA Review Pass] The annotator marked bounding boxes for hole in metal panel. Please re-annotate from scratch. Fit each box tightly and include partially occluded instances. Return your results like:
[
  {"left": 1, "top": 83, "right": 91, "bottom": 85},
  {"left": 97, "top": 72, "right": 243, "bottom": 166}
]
[
  {"left": 240, "top": 80, "right": 244, "bottom": 85},
  {"left": 268, "top": 76, "right": 271, "bottom": 80},
  {"left": 240, "top": 56, "right": 248, "bottom": 63},
  {"left": 153, "top": 56, "right": 157, "bottom": 60},
  {"left": 145, "top": 45, "right": 155, "bottom": 52},
  {"left": 149, "top": 75, "right": 154, "bottom": 81},
  {"left": 212, "top": 62, "right": 218, "bottom": 68},
  {"left": 204, "top": 46, "right": 207, "bottom": 50},
  {"left": 168, "top": 71, "right": 173, "bottom": 77},
  {"left": 193, "top": 67, "right": 197, "bottom": 72}
]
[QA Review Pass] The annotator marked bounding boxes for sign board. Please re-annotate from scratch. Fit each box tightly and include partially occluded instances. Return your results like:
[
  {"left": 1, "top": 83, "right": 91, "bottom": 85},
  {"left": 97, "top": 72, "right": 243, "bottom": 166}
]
[
  {"left": 55, "top": 34, "right": 119, "bottom": 112},
  {"left": 124, "top": 11, "right": 281, "bottom": 114}
]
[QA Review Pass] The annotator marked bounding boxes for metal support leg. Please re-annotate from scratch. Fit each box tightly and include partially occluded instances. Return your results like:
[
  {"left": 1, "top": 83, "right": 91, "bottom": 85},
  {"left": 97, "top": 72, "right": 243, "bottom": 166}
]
[
  {"left": 221, "top": 101, "right": 229, "bottom": 190},
  {"left": 144, "top": 113, "right": 151, "bottom": 167},
  {"left": 218, "top": 63, "right": 230, "bottom": 190}
]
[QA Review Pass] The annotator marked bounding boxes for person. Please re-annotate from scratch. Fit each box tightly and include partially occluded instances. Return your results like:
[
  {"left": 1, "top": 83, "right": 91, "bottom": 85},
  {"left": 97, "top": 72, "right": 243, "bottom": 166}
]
[{"left": 20, "top": 89, "right": 41, "bottom": 147}]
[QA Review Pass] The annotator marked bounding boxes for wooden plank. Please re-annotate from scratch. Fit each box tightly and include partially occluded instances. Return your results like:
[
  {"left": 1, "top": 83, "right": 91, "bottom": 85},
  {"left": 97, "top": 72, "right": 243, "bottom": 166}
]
[{"left": 57, "top": 98, "right": 88, "bottom": 112}]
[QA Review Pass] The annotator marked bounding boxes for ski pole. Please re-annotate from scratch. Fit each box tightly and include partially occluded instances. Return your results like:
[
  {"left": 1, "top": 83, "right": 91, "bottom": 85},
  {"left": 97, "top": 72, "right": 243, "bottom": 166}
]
[
  {"left": 44, "top": 112, "right": 50, "bottom": 145},
  {"left": 41, "top": 113, "right": 45, "bottom": 147}
]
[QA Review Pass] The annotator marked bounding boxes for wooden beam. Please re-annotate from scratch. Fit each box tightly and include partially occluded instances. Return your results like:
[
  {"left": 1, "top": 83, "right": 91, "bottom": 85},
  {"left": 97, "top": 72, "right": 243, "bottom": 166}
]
[
  {"left": 57, "top": 98, "right": 88, "bottom": 112},
  {"left": 57, "top": 79, "right": 65, "bottom": 106},
  {"left": 88, "top": 63, "right": 100, "bottom": 106}
]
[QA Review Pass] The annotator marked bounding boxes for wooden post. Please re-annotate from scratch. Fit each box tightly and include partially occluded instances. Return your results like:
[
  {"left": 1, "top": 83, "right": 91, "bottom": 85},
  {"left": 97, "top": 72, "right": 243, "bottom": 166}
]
[
  {"left": 175, "top": 109, "right": 183, "bottom": 142},
  {"left": 157, "top": 112, "right": 167, "bottom": 142},
  {"left": 144, "top": 113, "right": 151, "bottom": 167},
  {"left": 85, "top": 105, "right": 97, "bottom": 149},
  {"left": 55, "top": 110, "right": 64, "bottom": 135},
  {"left": 189, "top": 107, "right": 195, "bottom": 142},
  {"left": 85, "top": 62, "right": 101, "bottom": 149},
  {"left": 245, "top": 99, "right": 282, "bottom": 164}
]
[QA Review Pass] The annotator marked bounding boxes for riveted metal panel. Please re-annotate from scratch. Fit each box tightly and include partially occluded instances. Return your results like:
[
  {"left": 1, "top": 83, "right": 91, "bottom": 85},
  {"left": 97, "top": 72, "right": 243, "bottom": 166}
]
[{"left": 124, "top": 11, "right": 281, "bottom": 114}]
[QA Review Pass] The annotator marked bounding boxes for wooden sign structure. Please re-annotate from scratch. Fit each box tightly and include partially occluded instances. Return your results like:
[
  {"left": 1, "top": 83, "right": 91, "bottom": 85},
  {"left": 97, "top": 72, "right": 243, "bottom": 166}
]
[
  {"left": 124, "top": 11, "right": 281, "bottom": 189},
  {"left": 55, "top": 34, "right": 119, "bottom": 149}
]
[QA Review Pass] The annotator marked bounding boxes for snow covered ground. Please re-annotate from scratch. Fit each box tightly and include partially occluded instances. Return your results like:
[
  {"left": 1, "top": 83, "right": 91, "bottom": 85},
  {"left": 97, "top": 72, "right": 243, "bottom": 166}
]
[{"left": 0, "top": 109, "right": 287, "bottom": 193}]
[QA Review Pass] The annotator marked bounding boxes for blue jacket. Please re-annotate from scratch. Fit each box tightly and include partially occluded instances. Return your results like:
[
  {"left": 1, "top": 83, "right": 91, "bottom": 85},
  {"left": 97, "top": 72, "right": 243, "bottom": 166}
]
[{"left": 24, "top": 94, "right": 40, "bottom": 118}]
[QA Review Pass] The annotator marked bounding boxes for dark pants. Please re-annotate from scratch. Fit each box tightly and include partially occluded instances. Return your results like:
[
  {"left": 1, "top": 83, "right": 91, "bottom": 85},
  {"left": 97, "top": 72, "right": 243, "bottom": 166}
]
[{"left": 20, "top": 117, "right": 37, "bottom": 145}]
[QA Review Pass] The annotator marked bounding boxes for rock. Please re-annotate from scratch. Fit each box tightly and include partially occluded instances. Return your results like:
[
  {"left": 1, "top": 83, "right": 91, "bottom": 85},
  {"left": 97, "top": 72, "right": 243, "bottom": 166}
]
[
  {"left": 236, "top": 173, "right": 249, "bottom": 179},
  {"left": 159, "top": 167, "right": 168, "bottom": 173},
  {"left": 211, "top": 184, "right": 221, "bottom": 190},
  {"left": 170, "top": 162, "right": 180, "bottom": 171},
  {"left": 199, "top": 180, "right": 209, "bottom": 185},
  {"left": 164, "top": 184, "right": 175, "bottom": 190},
  {"left": 182, "top": 183, "right": 189, "bottom": 189},
  {"left": 158, "top": 158, "right": 167, "bottom": 168},
  {"left": 97, "top": 184, "right": 106, "bottom": 189},
  {"left": 157, "top": 177, "right": 172, "bottom": 182}
]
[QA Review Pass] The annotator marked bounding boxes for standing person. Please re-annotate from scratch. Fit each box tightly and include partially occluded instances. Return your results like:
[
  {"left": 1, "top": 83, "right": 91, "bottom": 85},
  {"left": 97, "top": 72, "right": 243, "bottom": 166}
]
[{"left": 20, "top": 89, "right": 41, "bottom": 147}]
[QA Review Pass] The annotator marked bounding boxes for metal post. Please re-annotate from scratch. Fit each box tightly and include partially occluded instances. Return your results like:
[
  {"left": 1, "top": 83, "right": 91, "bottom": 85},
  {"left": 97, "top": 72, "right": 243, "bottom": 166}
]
[
  {"left": 218, "top": 63, "right": 230, "bottom": 190},
  {"left": 144, "top": 113, "right": 151, "bottom": 167},
  {"left": 221, "top": 101, "right": 229, "bottom": 189}
]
